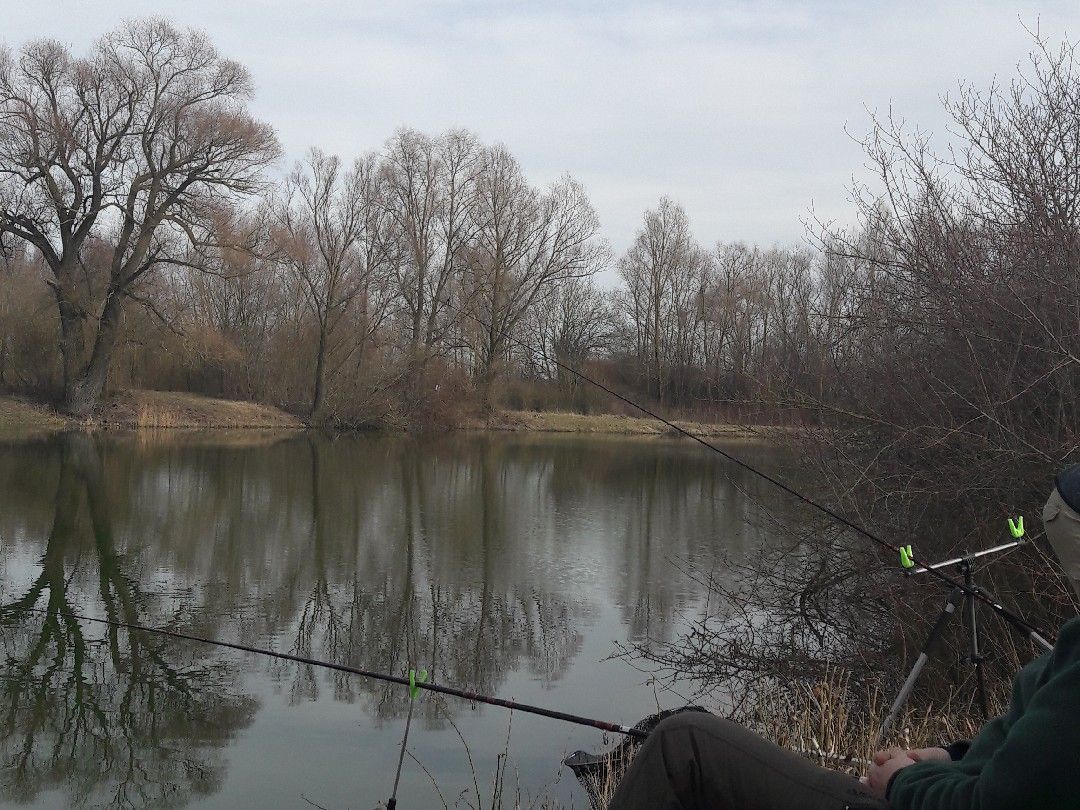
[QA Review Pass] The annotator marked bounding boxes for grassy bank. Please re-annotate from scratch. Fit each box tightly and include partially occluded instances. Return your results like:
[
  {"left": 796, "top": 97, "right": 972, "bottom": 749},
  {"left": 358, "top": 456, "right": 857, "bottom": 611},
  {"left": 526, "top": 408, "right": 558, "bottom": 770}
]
[
  {"left": 99, "top": 390, "right": 303, "bottom": 429},
  {"left": 468, "top": 409, "right": 769, "bottom": 439},
  {"left": 0, "top": 396, "right": 71, "bottom": 437},
  {"left": 1, "top": 393, "right": 774, "bottom": 440},
  {"left": 0, "top": 390, "right": 303, "bottom": 432}
]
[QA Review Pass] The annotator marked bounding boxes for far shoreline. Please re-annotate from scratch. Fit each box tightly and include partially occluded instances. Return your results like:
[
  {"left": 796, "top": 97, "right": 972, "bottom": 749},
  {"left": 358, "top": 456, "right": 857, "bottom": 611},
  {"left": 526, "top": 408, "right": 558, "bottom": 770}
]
[
  {"left": 464, "top": 408, "right": 773, "bottom": 440},
  {"left": 0, "top": 390, "right": 780, "bottom": 441}
]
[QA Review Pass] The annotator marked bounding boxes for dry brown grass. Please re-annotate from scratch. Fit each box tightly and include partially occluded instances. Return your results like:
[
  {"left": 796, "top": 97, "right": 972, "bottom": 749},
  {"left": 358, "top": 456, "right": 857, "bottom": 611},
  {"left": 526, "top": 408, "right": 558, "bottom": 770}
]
[
  {"left": 742, "top": 669, "right": 999, "bottom": 776},
  {"left": 100, "top": 389, "right": 303, "bottom": 430},
  {"left": 1, "top": 390, "right": 304, "bottom": 433},
  {"left": 576, "top": 756, "right": 632, "bottom": 809},
  {"left": 0, "top": 395, "right": 70, "bottom": 436}
]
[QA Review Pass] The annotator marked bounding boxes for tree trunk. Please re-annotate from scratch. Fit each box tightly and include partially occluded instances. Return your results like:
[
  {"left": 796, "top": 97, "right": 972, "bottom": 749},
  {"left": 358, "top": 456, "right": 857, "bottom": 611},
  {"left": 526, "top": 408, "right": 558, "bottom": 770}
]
[
  {"left": 54, "top": 271, "right": 89, "bottom": 408},
  {"left": 652, "top": 291, "right": 663, "bottom": 403},
  {"left": 64, "top": 289, "right": 124, "bottom": 418},
  {"left": 479, "top": 320, "right": 502, "bottom": 411},
  {"left": 310, "top": 327, "right": 328, "bottom": 424},
  {"left": 406, "top": 336, "right": 425, "bottom": 411},
  {"left": 479, "top": 364, "right": 497, "bottom": 411}
]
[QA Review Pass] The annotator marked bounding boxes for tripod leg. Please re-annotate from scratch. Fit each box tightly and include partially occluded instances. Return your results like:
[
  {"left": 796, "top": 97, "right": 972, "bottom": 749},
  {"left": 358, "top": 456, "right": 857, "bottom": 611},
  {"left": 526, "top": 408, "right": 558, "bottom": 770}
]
[
  {"left": 974, "top": 655, "right": 989, "bottom": 717},
  {"left": 963, "top": 564, "right": 990, "bottom": 717},
  {"left": 874, "top": 587, "right": 965, "bottom": 747},
  {"left": 967, "top": 594, "right": 990, "bottom": 716}
]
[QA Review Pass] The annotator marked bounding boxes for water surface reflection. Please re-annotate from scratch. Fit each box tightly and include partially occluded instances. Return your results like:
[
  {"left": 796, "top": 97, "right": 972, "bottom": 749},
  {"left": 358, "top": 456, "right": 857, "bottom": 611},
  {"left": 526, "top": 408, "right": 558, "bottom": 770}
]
[{"left": 0, "top": 431, "right": 787, "bottom": 807}]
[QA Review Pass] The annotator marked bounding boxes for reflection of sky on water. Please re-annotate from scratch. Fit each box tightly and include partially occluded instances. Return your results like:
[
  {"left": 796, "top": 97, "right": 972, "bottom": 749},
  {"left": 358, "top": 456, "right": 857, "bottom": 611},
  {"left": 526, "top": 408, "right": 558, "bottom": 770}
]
[{"left": 0, "top": 432, "right": 791, "bottom": 807}]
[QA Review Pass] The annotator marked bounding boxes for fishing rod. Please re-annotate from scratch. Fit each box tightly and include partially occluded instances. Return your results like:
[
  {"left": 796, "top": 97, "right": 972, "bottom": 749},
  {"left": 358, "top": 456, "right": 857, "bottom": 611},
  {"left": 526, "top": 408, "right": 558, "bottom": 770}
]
[
  {"left": 448, "top": 299, "right": 1056, "bottom": 650},
  {"left": 0, "top": 606, "right": 648, "bottom": 740}
]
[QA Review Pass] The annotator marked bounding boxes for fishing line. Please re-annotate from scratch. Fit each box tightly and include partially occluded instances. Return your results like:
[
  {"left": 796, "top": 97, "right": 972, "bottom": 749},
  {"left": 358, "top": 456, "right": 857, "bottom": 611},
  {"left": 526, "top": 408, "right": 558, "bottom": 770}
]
[
  {"left": 0, "top": 605, "right": 648, "bottom": 740},
  {"left": 448, "top": 300, "right": 1056, "bottom": 649}
]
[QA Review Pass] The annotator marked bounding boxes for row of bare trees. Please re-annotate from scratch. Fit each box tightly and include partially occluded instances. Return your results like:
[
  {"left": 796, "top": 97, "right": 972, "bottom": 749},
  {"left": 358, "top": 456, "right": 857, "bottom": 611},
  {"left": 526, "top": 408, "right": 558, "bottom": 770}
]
[
  {"left": 0, "top": 18, "right": 882, "bottom": 427},
  {"left": 2, "top": 17, "right": 1078, "bottom": 494},
  {"left": 612, "top": 198, "right": 823, "bottom": 410},
  {"left": 0, "top": 20, "right": 610, "bottom": 424}
]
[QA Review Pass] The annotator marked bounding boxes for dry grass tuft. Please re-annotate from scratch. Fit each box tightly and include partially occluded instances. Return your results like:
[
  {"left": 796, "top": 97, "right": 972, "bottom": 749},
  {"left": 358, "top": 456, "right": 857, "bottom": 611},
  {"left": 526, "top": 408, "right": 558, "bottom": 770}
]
[
  {"left": 134, "top": 399, "right": 181, "bottom": 429},
  {"left": 0, "top": 395, "right": 70, "bottom": 435},
  {"left": 101, "top": 389, "right": 304, "bottom": 430},
  {"left": 742, "top": 669, "right": 999, "bottom": 776},
  {"left": 577, "top": 751, "right": 634, "bottom": 809}
]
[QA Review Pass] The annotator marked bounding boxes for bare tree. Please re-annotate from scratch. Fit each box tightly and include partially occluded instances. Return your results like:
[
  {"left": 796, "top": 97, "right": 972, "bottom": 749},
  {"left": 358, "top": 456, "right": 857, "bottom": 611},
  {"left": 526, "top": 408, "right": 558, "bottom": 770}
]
[
  {"left": 527, "top": 277, "right": 612, "bottom": 378},
  {"left": 171, "top": 209, "right": 283, "bottom": 399},
  {"left": 617, "top": 198, "right": 705, "bottom": 403},
  {"left": 381, "top": 128, "right": 479, "bottom": 403},
  {"left": 0, "top": 19, "right": 279, "bottom": 416},
  {"left": 789, "top": 34, "right": 1080, "bottom": 629},
  {"left": 271, "top": 148, "right": 390, "bottom": 423},
  {"left": 462, "top": 145, "right": 608, "bottom": 406}
]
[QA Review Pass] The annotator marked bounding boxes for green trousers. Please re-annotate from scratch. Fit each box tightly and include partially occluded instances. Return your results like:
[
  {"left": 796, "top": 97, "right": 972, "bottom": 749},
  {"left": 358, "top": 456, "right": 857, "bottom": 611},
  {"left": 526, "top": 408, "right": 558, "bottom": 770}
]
[{"left": 608, "top": 712, "right": 889, "bottom": 810}]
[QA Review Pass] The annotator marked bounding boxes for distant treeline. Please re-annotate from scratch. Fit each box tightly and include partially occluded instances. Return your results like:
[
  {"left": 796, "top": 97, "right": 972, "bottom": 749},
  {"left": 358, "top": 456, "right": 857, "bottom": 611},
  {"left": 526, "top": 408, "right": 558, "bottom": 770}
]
[
  {"left": 1, "top": 22, "right": 1077, "bottom": 515},
  {"left": 0, "top": 20, "right": 820, "bottom": 427}
]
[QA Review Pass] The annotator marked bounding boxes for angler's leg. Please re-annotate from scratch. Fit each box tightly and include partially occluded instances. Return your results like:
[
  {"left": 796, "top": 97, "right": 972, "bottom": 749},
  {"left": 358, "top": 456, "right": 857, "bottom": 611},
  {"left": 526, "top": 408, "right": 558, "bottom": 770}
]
[{"left": 606, "top": 712, "right": 886, "bottom": 810}]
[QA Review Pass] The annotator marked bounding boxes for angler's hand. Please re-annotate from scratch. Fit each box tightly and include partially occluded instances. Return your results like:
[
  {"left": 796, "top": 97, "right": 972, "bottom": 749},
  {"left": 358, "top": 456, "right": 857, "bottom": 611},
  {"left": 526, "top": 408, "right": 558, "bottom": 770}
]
[{"left": 863, "top": 747, "right": 917, "bottom": 798}]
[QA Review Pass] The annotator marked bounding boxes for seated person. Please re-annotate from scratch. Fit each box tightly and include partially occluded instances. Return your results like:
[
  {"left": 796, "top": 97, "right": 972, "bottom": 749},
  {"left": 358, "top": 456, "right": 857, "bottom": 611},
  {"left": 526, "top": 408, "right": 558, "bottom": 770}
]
[{"left": 608, "top": 464, "right": 1080, "bottom": 809}]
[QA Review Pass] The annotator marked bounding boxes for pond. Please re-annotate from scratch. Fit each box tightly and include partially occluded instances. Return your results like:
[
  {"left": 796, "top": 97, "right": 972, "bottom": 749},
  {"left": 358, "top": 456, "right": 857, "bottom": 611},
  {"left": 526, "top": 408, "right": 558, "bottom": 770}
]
[{"left": 0, "top": 430, "right": 794, "bottom": 808}]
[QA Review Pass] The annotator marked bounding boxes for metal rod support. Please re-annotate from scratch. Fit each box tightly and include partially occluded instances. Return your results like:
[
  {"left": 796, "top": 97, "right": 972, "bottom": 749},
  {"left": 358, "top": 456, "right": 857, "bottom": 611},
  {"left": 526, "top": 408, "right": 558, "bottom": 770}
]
[
  {"left": 875, "top": 587, "right": 964, "bottom": 746},
  {"left": 911, "top": 541, "right": 1025, "bottom": 575}
]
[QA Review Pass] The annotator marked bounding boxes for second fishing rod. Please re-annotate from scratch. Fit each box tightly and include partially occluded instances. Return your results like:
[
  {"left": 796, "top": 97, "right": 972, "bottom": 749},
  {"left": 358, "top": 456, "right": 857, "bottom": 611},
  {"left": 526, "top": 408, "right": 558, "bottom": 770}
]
[{"left": 0, "top": 605, "right": 647, "bottom": 740}]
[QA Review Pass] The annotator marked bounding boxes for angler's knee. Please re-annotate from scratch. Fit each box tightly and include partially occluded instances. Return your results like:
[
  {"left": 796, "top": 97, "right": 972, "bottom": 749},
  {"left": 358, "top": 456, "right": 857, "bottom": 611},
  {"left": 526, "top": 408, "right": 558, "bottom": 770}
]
[
  {"left": 652, "top": 711, "right": 735, "bottom": 743},
  {"left": 642, "top": 713, "right": 747, "bottom": 800},
  {"left": 651, "top": 711, "right": 768, "bottom": 774},
  {"left": 650, "top": 712, "right": 740, "bottom": 770}
]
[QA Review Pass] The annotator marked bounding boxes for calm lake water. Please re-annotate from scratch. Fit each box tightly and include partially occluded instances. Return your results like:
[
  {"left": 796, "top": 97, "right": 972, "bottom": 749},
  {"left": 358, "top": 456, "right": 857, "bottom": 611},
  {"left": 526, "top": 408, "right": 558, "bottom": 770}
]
[{"left": 0, "top": 430, "right": 792, "bottom": 808}]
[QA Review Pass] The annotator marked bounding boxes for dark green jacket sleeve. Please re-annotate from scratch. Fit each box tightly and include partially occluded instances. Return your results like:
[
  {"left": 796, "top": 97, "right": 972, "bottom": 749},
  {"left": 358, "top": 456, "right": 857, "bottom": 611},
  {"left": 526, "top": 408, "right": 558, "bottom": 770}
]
[{"left": 887, "top": 618, "right": 1080, "bottom": 809}]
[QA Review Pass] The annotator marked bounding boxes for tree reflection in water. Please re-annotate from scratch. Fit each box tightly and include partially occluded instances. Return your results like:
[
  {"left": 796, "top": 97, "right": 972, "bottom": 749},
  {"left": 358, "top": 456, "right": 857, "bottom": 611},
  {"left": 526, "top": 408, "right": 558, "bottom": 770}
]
[
  {"left": 0, "top": 430, "right": 781, "bottom": 807},
  {"left": 0, "top": 434, "right": 256, "bottom": 808},
  {"left": 274, "top": 434, "right": 586, "bottom": 727},
  {"left": 261, "top": 434, "right": 777, "bottom": 726}
]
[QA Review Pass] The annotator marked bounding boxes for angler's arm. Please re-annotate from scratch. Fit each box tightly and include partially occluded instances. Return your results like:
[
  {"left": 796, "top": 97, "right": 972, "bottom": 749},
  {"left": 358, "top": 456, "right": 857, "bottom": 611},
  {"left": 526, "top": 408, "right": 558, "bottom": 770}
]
[{"left": 887, "top": 656, "right": 1080, "bottom": 810}]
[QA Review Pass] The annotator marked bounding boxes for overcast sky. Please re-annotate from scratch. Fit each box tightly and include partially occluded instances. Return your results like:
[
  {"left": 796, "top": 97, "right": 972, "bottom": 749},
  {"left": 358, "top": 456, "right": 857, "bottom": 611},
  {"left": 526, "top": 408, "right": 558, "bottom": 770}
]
[{"left": 5, "top": 1, "right": 1079, "bottom": 262}]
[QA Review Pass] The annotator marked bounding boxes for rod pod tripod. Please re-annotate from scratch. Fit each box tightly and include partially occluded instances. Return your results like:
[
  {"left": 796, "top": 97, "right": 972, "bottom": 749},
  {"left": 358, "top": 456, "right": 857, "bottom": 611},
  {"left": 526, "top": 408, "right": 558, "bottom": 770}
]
[{"left": 874, "top": 535, "right": 1028, "bottom": 746}]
